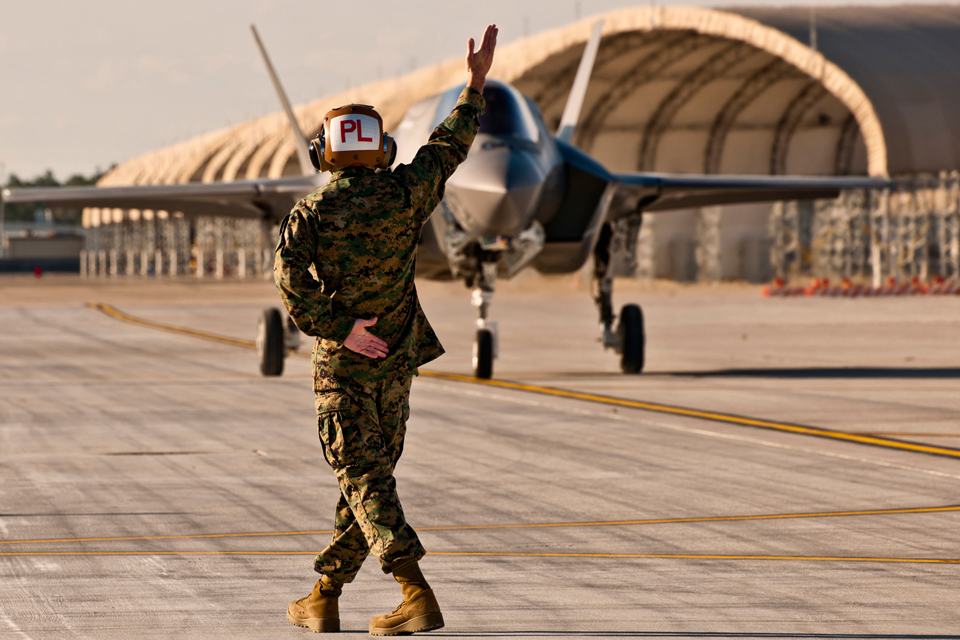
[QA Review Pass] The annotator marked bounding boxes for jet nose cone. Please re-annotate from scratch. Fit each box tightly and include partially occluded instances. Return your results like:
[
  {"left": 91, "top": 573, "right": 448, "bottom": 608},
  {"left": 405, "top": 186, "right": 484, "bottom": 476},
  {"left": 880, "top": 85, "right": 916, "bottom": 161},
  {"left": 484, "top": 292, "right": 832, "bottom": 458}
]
[{"left": 446, "top": 136, "right": 546, "bottom": 237}]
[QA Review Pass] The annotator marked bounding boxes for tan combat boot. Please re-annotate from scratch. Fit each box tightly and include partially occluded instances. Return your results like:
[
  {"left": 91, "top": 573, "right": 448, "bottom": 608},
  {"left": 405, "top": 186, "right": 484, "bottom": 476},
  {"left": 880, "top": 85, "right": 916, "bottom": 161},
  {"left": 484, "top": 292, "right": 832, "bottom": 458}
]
[
  {"left": 287, "top": 574, "right": 341, "bottom": 633},
  {"left": 369, "top": 559, "right": 444, "bottom": 636}
]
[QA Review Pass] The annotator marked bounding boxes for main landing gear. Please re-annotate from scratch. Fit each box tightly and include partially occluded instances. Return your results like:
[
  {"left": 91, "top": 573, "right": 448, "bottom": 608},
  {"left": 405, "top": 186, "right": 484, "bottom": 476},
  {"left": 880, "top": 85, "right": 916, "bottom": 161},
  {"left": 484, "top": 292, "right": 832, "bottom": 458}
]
[
  {"left": 593, "top": 217, "right": 645, "bottom": 374},
  {"left": 258, "top": 308, "right": 299, "bottom": 376},
  {"left": 471, "top": 261, "right": 498, "bottom": 379},
  {"left": 617, "top": 303, "right": 645, "bottom": 373}
]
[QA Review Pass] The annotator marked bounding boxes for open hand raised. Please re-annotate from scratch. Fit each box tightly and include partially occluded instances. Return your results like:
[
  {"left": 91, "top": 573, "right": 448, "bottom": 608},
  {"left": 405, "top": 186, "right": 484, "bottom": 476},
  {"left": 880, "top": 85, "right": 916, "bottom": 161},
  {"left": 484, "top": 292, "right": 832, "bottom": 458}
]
[{"left": 466, "top": 24, "right": 498, "bottom": 92}]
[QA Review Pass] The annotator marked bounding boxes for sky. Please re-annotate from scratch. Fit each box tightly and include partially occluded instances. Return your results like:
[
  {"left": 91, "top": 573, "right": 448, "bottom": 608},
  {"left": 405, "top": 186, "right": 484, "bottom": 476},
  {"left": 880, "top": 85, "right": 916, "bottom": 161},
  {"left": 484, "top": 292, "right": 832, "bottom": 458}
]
[{"left": 1, "top": 0, "right": 951, "bottom": 181}]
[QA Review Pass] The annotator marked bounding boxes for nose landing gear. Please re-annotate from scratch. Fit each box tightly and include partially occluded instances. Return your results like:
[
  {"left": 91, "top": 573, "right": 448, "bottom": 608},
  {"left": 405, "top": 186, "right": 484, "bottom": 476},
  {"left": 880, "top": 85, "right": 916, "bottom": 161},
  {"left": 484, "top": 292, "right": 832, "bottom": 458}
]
[
  {"left": 473, "top": 325, "right": 495, "bottom": 379},
  {"left": 471, "top": 261, "right": 498, "bottom": 379}
]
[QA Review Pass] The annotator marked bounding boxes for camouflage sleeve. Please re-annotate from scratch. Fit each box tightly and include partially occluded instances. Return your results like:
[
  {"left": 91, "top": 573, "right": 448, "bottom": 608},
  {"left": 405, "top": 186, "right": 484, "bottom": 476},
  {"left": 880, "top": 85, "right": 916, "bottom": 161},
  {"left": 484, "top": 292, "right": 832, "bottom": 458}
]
[
  {"left": 393, "top": 87, "right": 485, "bottom": 222},
  {"left": 274, "top": 207, "right": 355, "bottom": 343}
]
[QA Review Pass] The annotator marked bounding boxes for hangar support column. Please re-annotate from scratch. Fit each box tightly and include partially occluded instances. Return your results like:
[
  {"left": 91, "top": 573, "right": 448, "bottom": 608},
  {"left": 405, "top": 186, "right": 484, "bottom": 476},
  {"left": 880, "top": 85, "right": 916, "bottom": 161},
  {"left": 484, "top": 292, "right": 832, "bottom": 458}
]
[
  {"left": 770, "top": 200, "right": 815, "bottom": 281},
  {"left": 696, "top": 207, "right": 722, "bottom": 282}
]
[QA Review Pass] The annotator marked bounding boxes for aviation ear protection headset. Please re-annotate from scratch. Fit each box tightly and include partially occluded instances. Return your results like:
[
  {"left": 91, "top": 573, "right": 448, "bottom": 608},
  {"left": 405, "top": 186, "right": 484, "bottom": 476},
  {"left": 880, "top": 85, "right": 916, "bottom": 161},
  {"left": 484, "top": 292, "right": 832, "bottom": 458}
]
[{"left": 309, "top": 104, "right": 396, "bottom": 173}]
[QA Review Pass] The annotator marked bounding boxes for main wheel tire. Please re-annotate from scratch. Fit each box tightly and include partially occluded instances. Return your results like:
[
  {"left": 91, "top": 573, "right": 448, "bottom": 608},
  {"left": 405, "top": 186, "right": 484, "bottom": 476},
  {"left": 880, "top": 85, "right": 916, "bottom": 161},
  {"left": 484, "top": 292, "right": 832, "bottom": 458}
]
[
  {"left": 284, "top": 315, "right": 300, "bottom": 351},
  {"left": 618, "top": 303, "right": 645, "bottom": 374},
  {"left": 258, "top": 307, "right": 285, "bottom": 377},
  {"left": 473, "top": 328, "right": 494, "bottom": 379}
]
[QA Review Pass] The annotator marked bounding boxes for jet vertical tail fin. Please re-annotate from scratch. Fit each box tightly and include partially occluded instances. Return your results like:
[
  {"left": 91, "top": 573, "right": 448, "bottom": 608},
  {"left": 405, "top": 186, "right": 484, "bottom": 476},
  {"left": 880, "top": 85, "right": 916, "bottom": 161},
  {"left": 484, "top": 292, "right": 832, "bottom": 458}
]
[
  {"left": 555, "top": 20, "right": 603, "bottom": 145},
  {"left": 251, "top": 24, "right": 315, "bottom": 176}
]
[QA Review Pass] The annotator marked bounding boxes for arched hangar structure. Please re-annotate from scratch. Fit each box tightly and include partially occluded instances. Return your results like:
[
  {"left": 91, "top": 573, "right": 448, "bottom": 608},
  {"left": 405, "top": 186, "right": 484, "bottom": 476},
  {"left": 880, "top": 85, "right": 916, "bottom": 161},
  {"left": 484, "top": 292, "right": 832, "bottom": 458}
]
[
  {"left": 507, "top": 7, "right": 886, "bottom": 179},
  {"left": 93, "top": 6, "right": 960, "bottom": 281}
]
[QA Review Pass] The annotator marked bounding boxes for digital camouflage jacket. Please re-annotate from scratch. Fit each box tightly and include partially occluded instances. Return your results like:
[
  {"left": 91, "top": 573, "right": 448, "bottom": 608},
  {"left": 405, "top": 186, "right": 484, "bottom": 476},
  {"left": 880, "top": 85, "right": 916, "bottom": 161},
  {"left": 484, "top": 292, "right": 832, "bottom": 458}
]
[{"left": 275, "top": 87, "right": 485, "bottom": 392}]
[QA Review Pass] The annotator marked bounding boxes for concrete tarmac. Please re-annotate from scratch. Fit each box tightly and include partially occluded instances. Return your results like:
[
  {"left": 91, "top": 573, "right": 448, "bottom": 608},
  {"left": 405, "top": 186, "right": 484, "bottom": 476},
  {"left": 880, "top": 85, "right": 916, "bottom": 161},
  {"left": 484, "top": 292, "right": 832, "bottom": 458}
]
[{"left": 1, "top": 274, "right": 958, "bottom": 639}]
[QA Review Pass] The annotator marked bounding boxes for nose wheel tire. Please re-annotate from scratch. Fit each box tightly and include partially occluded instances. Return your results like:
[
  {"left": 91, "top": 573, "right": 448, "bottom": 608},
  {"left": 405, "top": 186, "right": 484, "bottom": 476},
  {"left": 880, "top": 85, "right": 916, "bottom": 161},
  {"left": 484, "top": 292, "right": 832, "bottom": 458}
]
[
  {"left": 473, "top": 328, "right": 494, "bottom": 379},
  {"left": 618, "top": 303, "right": 645, "bottom": 374},
  {"left": 258, "top": 307, "right": 285, "bottom": 377}
]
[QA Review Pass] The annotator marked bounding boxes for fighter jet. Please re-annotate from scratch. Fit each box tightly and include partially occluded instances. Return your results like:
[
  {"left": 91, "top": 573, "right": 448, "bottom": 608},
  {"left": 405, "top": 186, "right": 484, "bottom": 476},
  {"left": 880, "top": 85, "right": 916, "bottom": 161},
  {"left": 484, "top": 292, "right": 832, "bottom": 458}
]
[{"left": 3, "top": 23, "right": 886, "bottom": 379}]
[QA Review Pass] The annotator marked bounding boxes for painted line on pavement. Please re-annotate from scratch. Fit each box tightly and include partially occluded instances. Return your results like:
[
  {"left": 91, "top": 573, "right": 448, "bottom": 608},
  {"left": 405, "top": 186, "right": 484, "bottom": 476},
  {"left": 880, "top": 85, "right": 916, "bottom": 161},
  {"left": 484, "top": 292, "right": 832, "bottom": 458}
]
[
  {"left": 0, "top": 550, "right": 956, "bottom": 565},
  {"left": 857, "top": 433, "right": 960, "bottom": 438},
  {"left": 421, "top": 372, "right": 960, "bottom": 459},
  {"left": 89, "top": 302, "right": 960, "bottom": 460},
  {"left": 4, "top": 505, "right": 958, "bottom": 547},
  {"left": 428, "top": 551, "right": 960, "bottom": 565},
  {"left": 0, "top": 529, "right": 335, "bottom": 546},
  {"left": 88, "top": 302, "right": 257, "bottom": 349}
]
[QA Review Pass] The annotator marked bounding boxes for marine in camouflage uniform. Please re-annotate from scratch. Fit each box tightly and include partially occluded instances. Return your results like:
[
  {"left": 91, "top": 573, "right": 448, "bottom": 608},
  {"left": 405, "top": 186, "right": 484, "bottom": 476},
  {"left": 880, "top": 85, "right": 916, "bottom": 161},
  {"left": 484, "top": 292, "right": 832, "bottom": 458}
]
[{"left": 275, "top": 86, "right": 485, "bottom": 585}]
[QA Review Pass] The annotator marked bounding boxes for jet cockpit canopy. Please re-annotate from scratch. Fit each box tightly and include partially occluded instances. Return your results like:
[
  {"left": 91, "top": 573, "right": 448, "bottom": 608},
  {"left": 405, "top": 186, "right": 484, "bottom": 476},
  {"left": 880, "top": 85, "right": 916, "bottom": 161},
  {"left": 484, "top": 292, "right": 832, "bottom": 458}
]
[{"left": 433, "top": 80, "right": 540, "bottom": 143}]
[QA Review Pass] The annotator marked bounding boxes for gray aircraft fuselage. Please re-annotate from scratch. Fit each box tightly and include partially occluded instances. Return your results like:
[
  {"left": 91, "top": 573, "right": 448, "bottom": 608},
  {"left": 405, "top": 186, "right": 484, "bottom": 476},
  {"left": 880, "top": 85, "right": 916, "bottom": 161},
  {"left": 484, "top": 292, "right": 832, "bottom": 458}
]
[{"left": 392, "top": 80, "right": 611, "bottom": 282}]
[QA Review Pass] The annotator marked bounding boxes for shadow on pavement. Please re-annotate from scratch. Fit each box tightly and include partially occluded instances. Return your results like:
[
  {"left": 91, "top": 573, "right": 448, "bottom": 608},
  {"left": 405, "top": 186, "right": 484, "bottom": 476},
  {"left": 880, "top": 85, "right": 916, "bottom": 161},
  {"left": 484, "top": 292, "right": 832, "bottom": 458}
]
[
  {"left": 493, "top": 367, "right": 960, "bottom": 380},
  {"left": 428, "top": 633, "right": 960, "bottom": 638},
  {"left": 663, "top": 367, "right": 960, "bottom": 379}
]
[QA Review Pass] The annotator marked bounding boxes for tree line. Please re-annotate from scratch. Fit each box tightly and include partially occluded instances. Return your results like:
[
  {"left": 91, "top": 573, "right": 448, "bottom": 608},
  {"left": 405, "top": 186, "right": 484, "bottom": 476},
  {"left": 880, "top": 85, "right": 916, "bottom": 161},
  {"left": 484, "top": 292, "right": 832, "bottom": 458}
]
[{"left": 3, "top": 167, "right": 114, "bottom": 224}]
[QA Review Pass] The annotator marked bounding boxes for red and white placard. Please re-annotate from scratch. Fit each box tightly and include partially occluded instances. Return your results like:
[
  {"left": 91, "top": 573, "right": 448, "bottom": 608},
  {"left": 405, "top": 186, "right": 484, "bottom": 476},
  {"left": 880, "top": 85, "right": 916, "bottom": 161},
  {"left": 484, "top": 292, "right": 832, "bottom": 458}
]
[{"left": 326, "top": 114, "right": 381, "bottom": 152}]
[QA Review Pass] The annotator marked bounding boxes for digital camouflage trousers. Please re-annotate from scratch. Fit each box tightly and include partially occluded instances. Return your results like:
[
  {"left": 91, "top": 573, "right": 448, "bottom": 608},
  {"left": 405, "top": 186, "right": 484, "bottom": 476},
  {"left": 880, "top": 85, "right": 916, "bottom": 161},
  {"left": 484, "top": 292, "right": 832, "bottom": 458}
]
[{"left": 312, "top": 375, "right": 425, "bottom": 584}]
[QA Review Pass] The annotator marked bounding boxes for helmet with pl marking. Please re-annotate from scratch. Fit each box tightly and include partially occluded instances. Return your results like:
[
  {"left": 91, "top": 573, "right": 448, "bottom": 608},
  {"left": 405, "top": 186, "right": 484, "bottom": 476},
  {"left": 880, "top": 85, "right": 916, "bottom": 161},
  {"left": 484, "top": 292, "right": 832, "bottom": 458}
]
[{"left": 308, "top": 104, "right": 396, "bottom": 172}]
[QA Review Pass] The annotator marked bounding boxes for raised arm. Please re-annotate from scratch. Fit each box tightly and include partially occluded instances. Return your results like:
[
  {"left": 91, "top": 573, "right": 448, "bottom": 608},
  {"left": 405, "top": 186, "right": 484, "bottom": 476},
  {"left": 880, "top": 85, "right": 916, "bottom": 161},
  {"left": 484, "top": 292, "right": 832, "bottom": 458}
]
[
  {"left": 466, "top": 24, "right": 498, "bottom": 94},
  {"left": 393, "top": 25, "right": 498, "bottom": 221}
]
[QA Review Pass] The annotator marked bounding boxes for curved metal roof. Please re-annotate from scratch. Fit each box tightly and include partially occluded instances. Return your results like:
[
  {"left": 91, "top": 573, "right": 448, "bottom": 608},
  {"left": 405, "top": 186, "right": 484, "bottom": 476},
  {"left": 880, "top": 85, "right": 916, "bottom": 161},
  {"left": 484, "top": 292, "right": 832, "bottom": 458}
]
[
  {"left": 506, "top": 7, "right": 885, "bottom": 177},
  {"left": 728, "top": 5, "right": 960, "bottom": 176},
  {"left": 99, "top": 5, "right": 960, "bottom": 192}
]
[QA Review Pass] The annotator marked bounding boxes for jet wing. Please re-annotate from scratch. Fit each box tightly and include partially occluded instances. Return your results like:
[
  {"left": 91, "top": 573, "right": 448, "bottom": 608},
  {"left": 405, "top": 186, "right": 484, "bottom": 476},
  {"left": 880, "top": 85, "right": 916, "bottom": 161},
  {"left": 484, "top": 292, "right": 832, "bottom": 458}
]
[
  {"left": 1, "top": 175, "right": 324, "bottom": 221},
  {"left": 608, "top": 172, "right": 890, "bottom": 217}
]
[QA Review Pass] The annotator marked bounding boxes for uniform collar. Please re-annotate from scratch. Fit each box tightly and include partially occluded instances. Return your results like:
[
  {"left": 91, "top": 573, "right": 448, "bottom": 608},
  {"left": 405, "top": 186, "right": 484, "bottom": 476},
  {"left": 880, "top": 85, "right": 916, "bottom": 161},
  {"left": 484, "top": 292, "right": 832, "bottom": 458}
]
[{"left": 330, "top": 166, "right": 375, "bottom": 182}]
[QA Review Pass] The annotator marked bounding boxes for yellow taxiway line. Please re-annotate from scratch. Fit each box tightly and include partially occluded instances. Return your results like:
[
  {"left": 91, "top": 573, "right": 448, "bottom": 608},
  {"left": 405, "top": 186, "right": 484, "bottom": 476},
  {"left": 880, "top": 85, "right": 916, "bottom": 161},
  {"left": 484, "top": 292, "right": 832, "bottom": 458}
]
[
  {"left": 90, "top": 302, "right": 960, "bottom": 459},
  {"left": 89, "top": 302, "right": 258, "bottom": 349},
  {"left": 418, "top": 372, "right": 960, "bottom": 458},
  {"left": 430, "top": 551, "right": 960, "bottom": 564},
  {"left": 0, "top": 550, "right": 956, "bottom": 565},
  {"left": 4, "top": 505, "right": 958, "bottom": 547}
]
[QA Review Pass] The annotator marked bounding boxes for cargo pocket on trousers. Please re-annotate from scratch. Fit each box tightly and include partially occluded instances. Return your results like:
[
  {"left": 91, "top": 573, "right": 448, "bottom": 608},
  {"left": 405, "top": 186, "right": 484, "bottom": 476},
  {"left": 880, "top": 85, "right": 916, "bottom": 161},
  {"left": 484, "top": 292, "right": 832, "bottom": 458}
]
[
  {"left": 316, "top": 391, "right": 388, "bottom": 471},
  {"left": 316, "top": 392, "right": 356, "bottom": 470}
]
